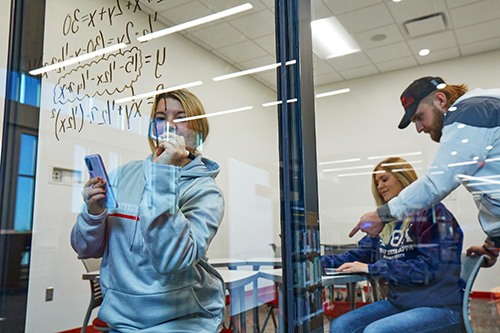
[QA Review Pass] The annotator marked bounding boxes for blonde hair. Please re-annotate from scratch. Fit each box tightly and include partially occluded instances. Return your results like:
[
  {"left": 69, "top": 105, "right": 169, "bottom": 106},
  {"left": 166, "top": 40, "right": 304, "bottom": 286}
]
[
  {"left": 371, "top": 157, "right": 418, "bottom": 244},
  {"left": 148, "top": 89, "right": 209, "bottom": 154},
  {"left": 421, "top": 83, "right": 469, "bottom": 110}
]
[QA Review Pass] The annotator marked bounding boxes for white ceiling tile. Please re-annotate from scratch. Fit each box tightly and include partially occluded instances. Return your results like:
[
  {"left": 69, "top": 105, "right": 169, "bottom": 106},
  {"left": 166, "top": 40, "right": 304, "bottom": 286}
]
[
  {"left": 460, "top": 38, "right": 500, "bottom": 56},
  {"left": 338, "top": 64, "right": 379, "bottom": 80},
  {"left": 229, "top": 9, "right": 275, "bottom": 39},
  {"left": 353, "top": 24, "right": 405, "bottom": 50},
  {"left": 322, "top": 0, "right": 383, "bottom": 16},
  {"left": 199, "top": 0, "right": 266, "bottom": 12},
  {"left": 253, "top": 34, "right": 276, "bottom": 55},
  {"left": 181, "top": 33, "right": 214, "bottom": 51},
  {"left": 365, "top": 41, "right": 413, "bottom": 62},
  {"left": 326, "top": 52, "right": 372, "bottom": 71},
  {"left": 259, "top": 0, "right": 274, "bottom": 9},
  {"left": 416, "top": 47, "right": 460, "bottom": 64},
  {"left": 455, "top": 19, "right": 500, "bottom": 44},
  {"left": 386, "top": 0, "right": 447, "bottom": 24},
  {"left": 216, "top": 40, "right": 268, "bottom": 63},
  {"left": 211, "top": 49, "right": 237, "bottom": 65},
  {"left": 375, "top": 56, "right": 418, "bottom": 72},
  {"left": 450, "top": 0, "right": 500, "bottom": 28},
  {"left": 311, "top": 0, "right": 334, "bottom": 20},
  {"left": 152, "top": 0, "right": 197, "bottom": 13},
  {"left": 445, "top": 0, "right": 483, "bottom": 9},
  {"left": 199, "top": 0, "right": 266, "bottom": 20},
  {"left": 336, "top": 3, "right": 394, "bottom": 34},
  {"left": 314, "top": 72, "right": 344, "bottom": 86},
  {"left": 190, "top": 22, "right": 249, "bottom": 49},
  {"left": 314, "top": 60, "right": 336, "bottom": 74},
  {"left": 237, "top": 55, "right": 277, "bottom": 69},
  {"left": 255, "top": 71, "right": 277, "bottom": 87},
  {"left": 407, "top": 31, "right": 457, "bottom": 53},
  {"left": 158, "top": 1, "right": 213, "bottom": 25}
]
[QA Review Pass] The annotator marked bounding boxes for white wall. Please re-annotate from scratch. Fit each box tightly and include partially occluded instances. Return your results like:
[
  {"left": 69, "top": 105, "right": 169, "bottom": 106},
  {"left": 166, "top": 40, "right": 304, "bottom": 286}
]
[
  {"left": 26, "top": 1, "right": 280, "bottom": 331},
  {"left": 0, "top": 0, "right": 11, "bottom": 158},
  {"left": 315, "top": 49, "right": 500, "bottom": 292}
]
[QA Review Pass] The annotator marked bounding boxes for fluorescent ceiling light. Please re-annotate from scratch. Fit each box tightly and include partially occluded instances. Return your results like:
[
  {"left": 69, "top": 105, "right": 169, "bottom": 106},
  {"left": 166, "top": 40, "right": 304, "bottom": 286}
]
[
  {"left": 29, "top": 43, "right": 126, "bottom": 75},
  {"left": 318, "top": 158, "right": 360, "bottom": 166},
  {"left": 337, "top": 170, "right": 385, "bottom": 178},
  {"left": 392, "top": 167, "right": 422, "bottom": 173},
  {"left": 311, "top": 17, "right": 360, "bottom": 59},
  {"left": 138, "top": 3, "right": 253, "bottom": 42},
  {"left": 115, "top": 81, "right": 203, "bottom": 104},
  {"left": 213, "top": 60, "right": 296, "bottom": 81},
  {"left": 367, "top": 152, "right": 422, "bottom": 160},
  {"left": 315, "top": 88, "right": 350, "bottom": 99},
  {"left": 323, "top": 164, "right": 374, "bottom": 173},
  {"left": 174, "top": 106, "right": 253, "bottom": 122},
  {"left": 381, "top": 160, "right": 422, "bottom": 167},
  {"left": 262, "top": 98, "right": 297, "bottom": 107}
]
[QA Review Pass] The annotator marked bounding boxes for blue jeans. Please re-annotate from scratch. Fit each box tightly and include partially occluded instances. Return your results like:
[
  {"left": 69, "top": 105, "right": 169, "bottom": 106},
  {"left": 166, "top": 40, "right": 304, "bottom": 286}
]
[{"left": 330, "top": 300, "right": 463, "bottom": 333}]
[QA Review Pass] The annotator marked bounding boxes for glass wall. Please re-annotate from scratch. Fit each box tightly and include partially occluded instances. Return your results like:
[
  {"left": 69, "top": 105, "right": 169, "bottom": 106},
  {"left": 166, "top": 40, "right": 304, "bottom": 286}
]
[
  {"left": 313, "top": 0, "right": 500, "bottom": 332},
  {"left": 0, "top": 0, "right": 302, "bottom": 332}
]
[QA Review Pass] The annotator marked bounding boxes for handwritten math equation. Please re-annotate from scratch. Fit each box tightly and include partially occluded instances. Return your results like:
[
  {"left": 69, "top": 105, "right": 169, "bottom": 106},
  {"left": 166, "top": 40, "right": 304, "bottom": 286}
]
[{"left": 40, "top": 0, "right": 171, "bottom": 141}]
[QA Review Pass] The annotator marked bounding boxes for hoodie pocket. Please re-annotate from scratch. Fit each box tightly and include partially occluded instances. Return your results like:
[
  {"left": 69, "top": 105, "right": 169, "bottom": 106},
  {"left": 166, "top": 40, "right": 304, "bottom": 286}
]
[{"left": 98, "top": 285, "right": 216, "bottom": 330}]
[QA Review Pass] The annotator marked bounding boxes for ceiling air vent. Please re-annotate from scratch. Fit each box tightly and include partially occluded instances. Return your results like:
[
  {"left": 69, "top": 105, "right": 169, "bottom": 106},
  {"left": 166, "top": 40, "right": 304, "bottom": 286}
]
[{"left": 404, "top": 13, "right": 447, "bottom": 38}]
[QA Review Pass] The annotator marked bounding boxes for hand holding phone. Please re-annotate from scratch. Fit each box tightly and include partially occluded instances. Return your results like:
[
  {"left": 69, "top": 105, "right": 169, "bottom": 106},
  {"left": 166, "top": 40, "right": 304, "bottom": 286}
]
[{"left": 84, "top": 154, "right": 118, "bottom": 211}]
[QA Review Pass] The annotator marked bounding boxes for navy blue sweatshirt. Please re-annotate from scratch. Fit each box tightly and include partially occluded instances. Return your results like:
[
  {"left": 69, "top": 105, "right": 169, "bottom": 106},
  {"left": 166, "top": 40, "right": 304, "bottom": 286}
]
[{"left": 322, "top": 203, "right": 464, "bottom": 310}]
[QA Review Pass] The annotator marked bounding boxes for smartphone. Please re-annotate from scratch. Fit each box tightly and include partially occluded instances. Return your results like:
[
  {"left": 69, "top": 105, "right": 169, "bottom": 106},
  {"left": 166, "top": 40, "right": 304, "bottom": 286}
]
[{"left": 84, "top": 154, "right": 118, "bottom": 209}]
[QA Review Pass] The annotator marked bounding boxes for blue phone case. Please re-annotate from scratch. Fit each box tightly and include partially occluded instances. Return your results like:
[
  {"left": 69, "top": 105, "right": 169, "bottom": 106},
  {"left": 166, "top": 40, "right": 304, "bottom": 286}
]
[{"left": 84, "top": 154, "right": 118, "bottom": 209}]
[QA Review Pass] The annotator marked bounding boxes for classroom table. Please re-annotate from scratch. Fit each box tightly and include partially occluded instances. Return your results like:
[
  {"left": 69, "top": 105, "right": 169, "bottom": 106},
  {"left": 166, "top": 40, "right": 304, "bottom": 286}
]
[
  {"left": 217, "top": 269, "right": 260, "bottom": 333},
  {"left": 245, "top": 257, "right": 282, "bottom": 271},
  {"left": 208, "top": 258, "right": 248, "bottom": 270}
]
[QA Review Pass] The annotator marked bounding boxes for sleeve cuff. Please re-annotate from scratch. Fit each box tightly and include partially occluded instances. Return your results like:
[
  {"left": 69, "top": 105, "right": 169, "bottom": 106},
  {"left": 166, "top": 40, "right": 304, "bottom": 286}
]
[
  {"left": 485, "top": 236, "right": 500, "bottom": 249},
  {"left": 377, "top": 204, "right": 397, "bottom": 223}
]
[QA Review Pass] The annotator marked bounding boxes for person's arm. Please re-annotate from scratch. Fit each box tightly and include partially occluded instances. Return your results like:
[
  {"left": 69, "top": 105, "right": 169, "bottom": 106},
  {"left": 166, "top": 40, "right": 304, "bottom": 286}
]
[
  {"left": 321, "top": 236, "right": 376, "bottom": 269},
  {"left": 71, "top": 177, "right": 109, "bottom": 258},
  {"left": 387, "top": 124, "right": 492, "bottom": 220},
  {"left": 139, "top": 160, "right": 224, "bottom": 274}
]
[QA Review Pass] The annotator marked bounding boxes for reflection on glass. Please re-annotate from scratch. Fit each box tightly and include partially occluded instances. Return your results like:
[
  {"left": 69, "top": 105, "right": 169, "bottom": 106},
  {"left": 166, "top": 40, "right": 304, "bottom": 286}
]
[
  {"left": 322, "top": 158, "right": 463, "bottom": 332},
  {"left": 71, "top": 89, "right": 226, "bottom": 331}
]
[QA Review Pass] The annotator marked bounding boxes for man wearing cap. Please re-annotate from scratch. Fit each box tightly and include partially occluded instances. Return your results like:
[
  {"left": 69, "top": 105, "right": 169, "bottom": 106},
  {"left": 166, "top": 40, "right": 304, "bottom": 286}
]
[{"left": 350, "top": 76, "right": 500, "bottom": 267}]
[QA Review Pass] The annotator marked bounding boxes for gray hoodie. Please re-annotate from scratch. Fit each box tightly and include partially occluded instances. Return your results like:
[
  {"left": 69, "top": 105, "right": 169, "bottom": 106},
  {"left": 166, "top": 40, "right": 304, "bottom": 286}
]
[{"left": 71, "top": 155, "right": 225, "bottom": 332}]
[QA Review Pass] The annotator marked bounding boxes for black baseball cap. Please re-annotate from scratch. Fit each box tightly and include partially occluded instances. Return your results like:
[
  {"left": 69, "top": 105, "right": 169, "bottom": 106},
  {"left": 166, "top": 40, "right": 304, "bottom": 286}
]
[{"left": 398, "top": 76, "right": 446, "bottom": 129}]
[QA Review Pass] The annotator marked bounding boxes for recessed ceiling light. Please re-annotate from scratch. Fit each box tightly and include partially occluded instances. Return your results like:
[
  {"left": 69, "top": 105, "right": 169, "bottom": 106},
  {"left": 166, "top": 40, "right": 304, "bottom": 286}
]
[
  {"left": 419, "top": 48, "right": 430, "bottom": 56},
  {"left": 393, "top": 0, "right": 403, "bottom": 2}
]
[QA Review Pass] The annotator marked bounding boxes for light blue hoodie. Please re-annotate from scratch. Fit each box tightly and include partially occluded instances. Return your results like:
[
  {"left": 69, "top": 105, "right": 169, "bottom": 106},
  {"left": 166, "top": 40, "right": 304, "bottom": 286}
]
[
  {"left": 71, "top": 155, "right": 225, "bottom": 332},
  {"left": 378, "top": 88, "right": 500, "bottom": 247}
]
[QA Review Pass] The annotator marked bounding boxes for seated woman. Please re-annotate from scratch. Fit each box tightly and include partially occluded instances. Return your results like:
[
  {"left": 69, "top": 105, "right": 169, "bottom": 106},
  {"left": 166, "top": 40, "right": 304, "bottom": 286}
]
[
  {"left": 72, "top": 89, "right": 225, "bottom": 332},
  {"left": 322, "top": 157, "right": 464, "bottom": 333}
]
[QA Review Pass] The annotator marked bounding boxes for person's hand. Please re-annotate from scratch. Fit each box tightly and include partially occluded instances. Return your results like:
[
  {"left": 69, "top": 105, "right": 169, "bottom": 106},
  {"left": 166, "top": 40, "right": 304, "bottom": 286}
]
[
  {"left": 82, "top": 177, "right": 106, "bottom": 215},
  {"left": 153, "top": 133, "right": 189, "bottom": 166},
  {"left": 337, "top": 261, "right": 369, "bottom": 273},
  {"left": 349, "top": 211, "right": 385, "bottom": 237},
  {"left": 466, "top": 244, "right": 498, "bottom": 267}
]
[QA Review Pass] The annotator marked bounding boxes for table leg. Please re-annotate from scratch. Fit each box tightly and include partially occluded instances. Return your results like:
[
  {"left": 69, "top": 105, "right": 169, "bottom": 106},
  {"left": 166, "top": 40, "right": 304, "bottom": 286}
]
[
  {"left": 253, "top": 279, "right": 259, "bottom": 332},
  {"left": 238, "top": 286, "right": 246, "bottom": 333},
  {"left": 347, "top": 283, "right": 356, "bottom": 311}
]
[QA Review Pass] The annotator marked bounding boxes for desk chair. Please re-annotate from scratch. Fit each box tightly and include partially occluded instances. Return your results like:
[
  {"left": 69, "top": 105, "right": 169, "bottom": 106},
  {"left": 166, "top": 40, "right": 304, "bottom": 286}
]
[
  {"left": 461, "top": 254, "right": 489, "bottom": 333},
  {"left": 81, "top": 258, "right": 109, "bottom": 333}
]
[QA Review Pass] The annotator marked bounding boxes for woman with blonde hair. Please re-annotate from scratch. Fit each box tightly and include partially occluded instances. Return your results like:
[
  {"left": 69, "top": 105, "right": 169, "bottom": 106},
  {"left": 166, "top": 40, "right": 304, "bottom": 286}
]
[
  {"left": 322, "top": 157, "right": 464, "bottom": 332},
  {"left": 72, "top": 89, "right": 225, "bottom": 332}
]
